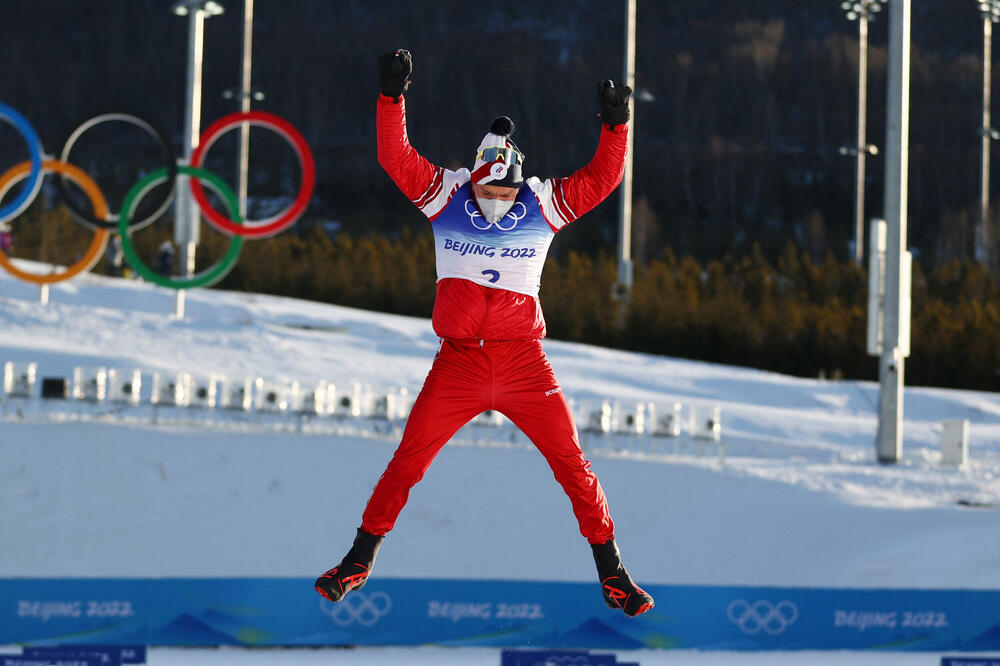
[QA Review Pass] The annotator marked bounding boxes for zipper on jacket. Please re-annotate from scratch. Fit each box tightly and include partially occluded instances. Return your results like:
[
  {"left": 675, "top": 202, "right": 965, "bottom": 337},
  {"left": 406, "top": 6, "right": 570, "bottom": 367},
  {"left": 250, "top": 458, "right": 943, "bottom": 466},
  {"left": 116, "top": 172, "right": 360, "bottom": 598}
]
[{"left": 475, "top": 286, "right": 494, "bottom": 342}]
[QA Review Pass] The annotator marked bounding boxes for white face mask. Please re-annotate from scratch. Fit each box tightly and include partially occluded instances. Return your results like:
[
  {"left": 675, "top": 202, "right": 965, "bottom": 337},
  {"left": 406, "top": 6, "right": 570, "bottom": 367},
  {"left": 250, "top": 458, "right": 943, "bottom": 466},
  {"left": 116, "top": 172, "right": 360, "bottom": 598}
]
[{"left": 476, "top": 195, "right": 516, "bottom": 224}]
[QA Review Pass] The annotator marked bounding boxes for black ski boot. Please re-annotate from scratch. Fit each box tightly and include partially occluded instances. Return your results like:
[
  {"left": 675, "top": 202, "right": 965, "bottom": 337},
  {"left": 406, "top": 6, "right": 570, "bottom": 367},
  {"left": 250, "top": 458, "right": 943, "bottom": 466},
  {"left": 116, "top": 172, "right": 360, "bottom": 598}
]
[
  {"left": 314, "top": 528, "right": 384, "bottom": 603},
  {"left": 591, "top": 538, "right": 654, "bottom": 617}
]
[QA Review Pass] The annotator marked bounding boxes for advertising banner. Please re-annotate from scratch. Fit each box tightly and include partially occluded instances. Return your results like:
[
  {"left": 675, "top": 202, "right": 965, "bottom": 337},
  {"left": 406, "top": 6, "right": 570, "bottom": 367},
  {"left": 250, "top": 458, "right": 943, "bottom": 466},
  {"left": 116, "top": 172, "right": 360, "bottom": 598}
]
[{"left": 1, "top": 578, "right": 998, "bottom": 651}]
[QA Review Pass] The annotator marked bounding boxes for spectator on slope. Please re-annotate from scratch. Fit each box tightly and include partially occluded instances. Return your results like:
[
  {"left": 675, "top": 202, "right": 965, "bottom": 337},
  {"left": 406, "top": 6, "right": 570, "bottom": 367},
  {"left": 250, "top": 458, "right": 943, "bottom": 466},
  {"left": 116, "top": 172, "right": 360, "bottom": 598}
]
[
  {"left": 106, "top": 234, "right": 124, "bottom": 277},
  {"left": 155, "top": 240, "right": 174, "bottom": 277}
]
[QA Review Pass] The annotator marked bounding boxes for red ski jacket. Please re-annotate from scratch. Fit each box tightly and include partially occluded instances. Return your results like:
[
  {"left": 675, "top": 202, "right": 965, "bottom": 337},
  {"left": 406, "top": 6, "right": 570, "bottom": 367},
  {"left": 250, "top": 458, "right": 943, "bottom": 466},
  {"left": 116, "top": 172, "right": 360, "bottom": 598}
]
[{"left": 376, "top": 94, "right": 627, "bottom": 341}]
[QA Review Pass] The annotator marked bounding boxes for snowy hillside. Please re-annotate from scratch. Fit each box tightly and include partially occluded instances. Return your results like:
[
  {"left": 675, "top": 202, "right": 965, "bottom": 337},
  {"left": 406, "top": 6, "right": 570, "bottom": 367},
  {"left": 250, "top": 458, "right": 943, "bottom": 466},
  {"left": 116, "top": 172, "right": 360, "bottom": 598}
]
[{"left": 2, "top": 263, "right": 998, "bottom": 590}]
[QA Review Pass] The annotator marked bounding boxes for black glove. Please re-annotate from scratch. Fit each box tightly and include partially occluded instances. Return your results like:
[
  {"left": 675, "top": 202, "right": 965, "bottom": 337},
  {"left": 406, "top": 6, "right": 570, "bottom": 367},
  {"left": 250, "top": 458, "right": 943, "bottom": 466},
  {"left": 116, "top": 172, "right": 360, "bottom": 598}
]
[
  {"left": 377, "top": 49, "right": 412, "bottom": 100},
  {"left": 598, "top": 79, "right": 632, "bottom": 127}
]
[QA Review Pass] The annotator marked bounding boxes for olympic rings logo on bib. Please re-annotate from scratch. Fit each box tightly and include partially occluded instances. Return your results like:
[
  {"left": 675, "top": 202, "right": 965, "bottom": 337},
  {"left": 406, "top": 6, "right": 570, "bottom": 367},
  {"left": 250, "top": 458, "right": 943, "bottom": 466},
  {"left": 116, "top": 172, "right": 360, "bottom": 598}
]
[
  {"left": 0, "top": 103, "right": 314, "bottom": 290},
  {"left": 465, "top": 199, "right": 526, "bottom": 232}
]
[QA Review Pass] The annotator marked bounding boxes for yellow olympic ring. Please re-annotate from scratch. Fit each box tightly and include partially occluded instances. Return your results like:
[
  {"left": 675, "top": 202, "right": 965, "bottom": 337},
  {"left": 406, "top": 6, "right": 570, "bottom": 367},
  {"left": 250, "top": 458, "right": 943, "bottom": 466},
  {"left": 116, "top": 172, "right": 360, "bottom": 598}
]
[{"left": 0, "top": 160, "right": 109, "bottom": 285}]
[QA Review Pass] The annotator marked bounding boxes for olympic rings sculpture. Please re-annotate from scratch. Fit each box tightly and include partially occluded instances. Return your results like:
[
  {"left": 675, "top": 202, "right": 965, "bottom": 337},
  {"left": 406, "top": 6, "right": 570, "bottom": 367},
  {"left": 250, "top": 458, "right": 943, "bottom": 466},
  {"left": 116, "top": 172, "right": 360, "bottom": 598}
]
[
  {"left": 0, "top": 103, "right": 44, "bottom": 225},
  {"left": 119, "top": 166, "right": 244, "bottom": 290},
  {"left": 58, "top": 112, "right": 178, "bottom": 232},
  {"left": 190, "top": 110, "right": 315, "bottom": 239},
  {"left": 0, "top": 160, "right": 109, "bottom": 285},
  {"left": 0, "top": 103, "right": 315, "bottom": 290}
]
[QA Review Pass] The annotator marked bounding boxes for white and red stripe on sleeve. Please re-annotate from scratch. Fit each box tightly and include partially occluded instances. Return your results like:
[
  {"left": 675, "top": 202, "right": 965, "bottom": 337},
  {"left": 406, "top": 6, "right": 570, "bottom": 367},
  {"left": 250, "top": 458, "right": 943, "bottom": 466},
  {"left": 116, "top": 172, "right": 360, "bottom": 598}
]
[{"left": 411, "top": 166, "right": 468, "bottom": 221}]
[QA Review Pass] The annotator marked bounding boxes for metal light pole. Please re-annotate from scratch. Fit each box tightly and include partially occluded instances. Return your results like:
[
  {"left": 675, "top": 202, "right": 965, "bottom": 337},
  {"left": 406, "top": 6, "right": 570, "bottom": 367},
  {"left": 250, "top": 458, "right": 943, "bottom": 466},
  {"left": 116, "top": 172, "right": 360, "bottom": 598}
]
[
  {"left": 221, "top": 0, "right": 264, "bottom": 219},
  {"left": 876, "top": 0, "right": 911, "bottom": 464},
  {"left": 977, "top": 0, "right": 1000, "bottom": 266},
  {"left": 616, "top": 0, "right": 636, "bottom": 302},
  {"left": 840, "top": 0, "right": 886, "bottom": 263},
  {"left": 172, "top": 0, "right": 224, "bottom": 318}
]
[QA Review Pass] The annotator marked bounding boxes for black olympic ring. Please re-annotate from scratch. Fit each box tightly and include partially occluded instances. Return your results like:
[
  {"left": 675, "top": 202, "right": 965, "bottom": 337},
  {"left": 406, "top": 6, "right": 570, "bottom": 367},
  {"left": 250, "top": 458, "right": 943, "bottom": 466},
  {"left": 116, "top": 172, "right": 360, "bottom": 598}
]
[
  {"left": 319, "top": 591, "right": 392, "bottom": 627},
  {"left": 727, "top": 599, "right": 798, "bottom": 635},
  {"left": 57, "top": 112, "right": 177, "bottom": 231}
]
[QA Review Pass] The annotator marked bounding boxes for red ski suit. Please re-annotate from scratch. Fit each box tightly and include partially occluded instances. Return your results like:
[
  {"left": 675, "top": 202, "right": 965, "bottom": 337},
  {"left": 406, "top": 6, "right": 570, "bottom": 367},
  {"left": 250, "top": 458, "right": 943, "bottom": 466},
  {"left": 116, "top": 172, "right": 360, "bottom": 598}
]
[{"left": 361, "top": 94, "right": 628, "bottom": 544}]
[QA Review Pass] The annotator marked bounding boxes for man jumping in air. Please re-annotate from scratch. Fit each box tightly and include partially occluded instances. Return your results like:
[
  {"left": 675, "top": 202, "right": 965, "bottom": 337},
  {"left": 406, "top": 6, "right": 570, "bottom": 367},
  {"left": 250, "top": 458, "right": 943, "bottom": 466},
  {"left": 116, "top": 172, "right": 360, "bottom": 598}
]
[{"left": 315, "top": 49, "right": 654, "bottom": 617}]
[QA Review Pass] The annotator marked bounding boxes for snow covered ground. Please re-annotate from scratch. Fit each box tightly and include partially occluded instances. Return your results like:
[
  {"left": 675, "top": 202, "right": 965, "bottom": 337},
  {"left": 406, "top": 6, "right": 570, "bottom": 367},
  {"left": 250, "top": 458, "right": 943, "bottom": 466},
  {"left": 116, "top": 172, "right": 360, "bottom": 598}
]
[{"left": 1, "top": 263, "right": 999, "bottom": 664}]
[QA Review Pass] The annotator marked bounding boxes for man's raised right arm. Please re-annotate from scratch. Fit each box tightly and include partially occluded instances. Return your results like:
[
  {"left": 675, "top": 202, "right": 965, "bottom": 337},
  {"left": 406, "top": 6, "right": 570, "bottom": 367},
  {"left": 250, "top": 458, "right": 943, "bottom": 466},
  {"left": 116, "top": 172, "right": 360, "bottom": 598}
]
[{"left": 376, "top": 49, "right": 442, "bottom": 205}]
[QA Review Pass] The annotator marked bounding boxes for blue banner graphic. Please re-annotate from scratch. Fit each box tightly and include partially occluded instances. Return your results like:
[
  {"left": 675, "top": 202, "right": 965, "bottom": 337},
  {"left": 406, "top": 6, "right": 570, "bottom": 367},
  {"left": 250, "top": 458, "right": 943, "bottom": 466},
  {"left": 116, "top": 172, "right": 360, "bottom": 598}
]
[{"left": 1, "top": 578, "right": 999, "bottom": 651}]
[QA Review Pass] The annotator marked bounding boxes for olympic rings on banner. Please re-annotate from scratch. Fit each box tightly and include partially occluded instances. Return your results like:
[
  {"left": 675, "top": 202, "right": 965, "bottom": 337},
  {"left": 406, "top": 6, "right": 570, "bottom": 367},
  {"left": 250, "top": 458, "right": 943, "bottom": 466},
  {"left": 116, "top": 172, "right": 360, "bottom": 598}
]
[
  {"left": 118, "top": 165, "right": 244, "bottom": 290},
  {"left": 0, "top": 103, "right": 44, "bottom": 225},
  {"left": 0, "top": 160, "right": 109, "bottom": 284},
  {"left": 58, "top": 112, "right": 178, "bottom": 231},
  {"left": 189, "top": 110, "right": 315, "bottom": 239}
]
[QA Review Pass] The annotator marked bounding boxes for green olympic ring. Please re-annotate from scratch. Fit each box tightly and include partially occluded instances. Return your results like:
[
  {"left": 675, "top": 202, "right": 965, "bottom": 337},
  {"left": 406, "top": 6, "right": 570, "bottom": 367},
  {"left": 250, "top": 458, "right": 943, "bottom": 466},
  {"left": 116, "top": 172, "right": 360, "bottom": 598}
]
[{"left": 118, "top": 166, "right": 244, "bottom": 290}]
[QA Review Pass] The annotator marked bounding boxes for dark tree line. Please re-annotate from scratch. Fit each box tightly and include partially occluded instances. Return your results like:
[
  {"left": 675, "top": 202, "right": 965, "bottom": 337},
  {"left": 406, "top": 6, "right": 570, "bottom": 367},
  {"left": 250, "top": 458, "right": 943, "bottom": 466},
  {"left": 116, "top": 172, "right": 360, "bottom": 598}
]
[
  {"left": 12, "top": 210, "right": 996, "bottom": 390},
  {"left": 183, "top": 228, "right": 1000, "bottom": 392}
]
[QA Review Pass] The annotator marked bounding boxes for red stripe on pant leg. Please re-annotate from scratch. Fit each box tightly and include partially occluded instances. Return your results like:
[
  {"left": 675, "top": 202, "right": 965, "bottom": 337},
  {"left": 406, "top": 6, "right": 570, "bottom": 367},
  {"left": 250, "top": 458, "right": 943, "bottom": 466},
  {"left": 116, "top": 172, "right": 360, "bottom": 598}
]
[
  {"left": 492, "top": 341, "right": 616, "bottom": 544},
  {"left": 361, "top": 342, "right": 491, "bottom": 535}
]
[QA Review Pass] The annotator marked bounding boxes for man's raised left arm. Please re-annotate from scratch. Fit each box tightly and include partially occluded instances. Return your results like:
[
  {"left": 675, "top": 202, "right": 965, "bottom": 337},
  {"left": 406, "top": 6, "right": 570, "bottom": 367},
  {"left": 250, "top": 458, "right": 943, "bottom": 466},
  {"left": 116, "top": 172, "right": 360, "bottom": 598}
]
[{"left": 529, "top": 80, "right": 632, "bottom": 231}]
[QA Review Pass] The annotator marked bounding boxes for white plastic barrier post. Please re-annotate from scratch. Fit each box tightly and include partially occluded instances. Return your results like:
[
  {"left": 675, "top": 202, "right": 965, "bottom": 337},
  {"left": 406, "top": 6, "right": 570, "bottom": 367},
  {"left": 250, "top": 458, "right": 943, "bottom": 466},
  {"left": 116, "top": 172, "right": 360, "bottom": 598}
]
[
  {"left": 152, "top": 372, "right": 192, "bottom": 407},
  {"left": 652, "top": 401, "right": 683, "bottom": 438},
  {"left": 301, "top": 381, "right": 331, "bottom": 417},
  {"left": 294, "top": 381, "right": 325, "bottom": 433},
  {"left": 396, "top": 387, "right": 413, "bottom": 419},
  {"left": 256, "top": 381, "right": 282, "bottom": 412},
  {"left": 319, "top": 381, "right": 337, "bottom": 416},
  {"left": 584, "top": 400, "right": 613, "bottom": 433},
  {"left": 3, "top": 361, "right": 37, "bottom": 398},
  {"left": 284, "top": 380, "right": 304, "bottom": 414},
  {"left": 614, "top": 401, "right": 646, "bottom": 435},
  {"left": 941, "top": 419, "right": 970, "bottom": 466},
  {"left": 72, "top": 366, "right": 108, "bottom": 403},
  {"left": 257, "top": 379, "right": 298, "bottom": 414},
  {"left": 370, "top": 390, "right": 397, "bottom": 420},
  {"left": 188, "top": 375, "right": 219, "bottom": 409},
  {"left": 107, "top": 368, "right": 142, "bottom": 404},
  {"left": 690, "top": 405, "right": 722, "bottom": 442},
  {"left": 334, "top": 381, "right": 362, "bottom": 418},
  {"left": 151, "top": 371, "right": 191, "bottom": 425},
  {"left": 218, "top": 377, "right": 259, "bottom": 411},
  {"left": 690, "top": 404, "right": 723, "bottom": 462}
]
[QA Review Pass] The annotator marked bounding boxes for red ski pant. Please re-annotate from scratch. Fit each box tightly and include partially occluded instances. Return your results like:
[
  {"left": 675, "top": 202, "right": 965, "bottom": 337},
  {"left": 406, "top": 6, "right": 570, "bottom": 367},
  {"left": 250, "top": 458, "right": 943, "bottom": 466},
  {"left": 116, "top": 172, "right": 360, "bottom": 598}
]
[{"left": 361, "top": 338, "right": 615, "bottom": 544}]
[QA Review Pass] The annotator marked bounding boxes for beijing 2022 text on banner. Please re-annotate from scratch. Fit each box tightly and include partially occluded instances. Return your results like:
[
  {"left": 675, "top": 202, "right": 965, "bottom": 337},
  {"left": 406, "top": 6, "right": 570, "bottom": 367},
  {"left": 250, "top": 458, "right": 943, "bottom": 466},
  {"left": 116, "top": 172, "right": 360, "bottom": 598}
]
[{"left": 1, "top": 578, "right": 999, "bottom": 651}]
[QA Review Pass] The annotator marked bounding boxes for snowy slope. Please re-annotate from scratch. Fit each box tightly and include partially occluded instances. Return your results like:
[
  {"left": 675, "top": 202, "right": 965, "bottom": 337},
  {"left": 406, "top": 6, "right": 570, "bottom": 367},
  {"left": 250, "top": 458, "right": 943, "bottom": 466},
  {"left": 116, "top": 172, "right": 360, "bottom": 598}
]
[{"left": 1, "top": 263, "right": 1000, "bottom": 593}]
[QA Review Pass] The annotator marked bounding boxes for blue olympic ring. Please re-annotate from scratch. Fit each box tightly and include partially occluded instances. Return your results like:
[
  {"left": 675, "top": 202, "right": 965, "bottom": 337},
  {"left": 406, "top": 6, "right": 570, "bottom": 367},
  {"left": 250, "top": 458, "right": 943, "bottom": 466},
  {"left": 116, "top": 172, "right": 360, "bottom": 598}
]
[{"left": 0, "top": 103, "right": 44, "bottom": 224}]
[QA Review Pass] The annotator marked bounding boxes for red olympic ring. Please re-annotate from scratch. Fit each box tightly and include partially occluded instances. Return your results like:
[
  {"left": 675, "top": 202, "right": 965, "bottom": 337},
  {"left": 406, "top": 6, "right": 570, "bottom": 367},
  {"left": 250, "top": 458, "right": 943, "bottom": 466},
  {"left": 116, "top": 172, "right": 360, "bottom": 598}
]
[{"left": 189, "top": 110, "right": 315, "bottom": 239}]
